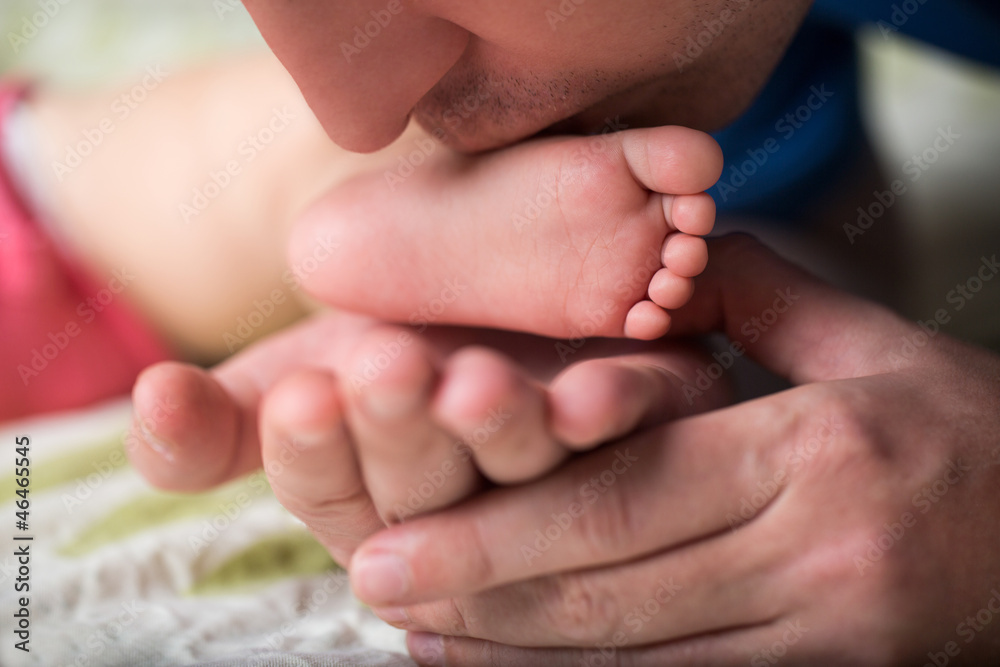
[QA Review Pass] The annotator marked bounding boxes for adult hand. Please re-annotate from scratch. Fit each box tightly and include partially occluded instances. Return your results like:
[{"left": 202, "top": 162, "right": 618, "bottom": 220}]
[{"left": 345, "top": 235, "right": 1000, "bottom": 666}]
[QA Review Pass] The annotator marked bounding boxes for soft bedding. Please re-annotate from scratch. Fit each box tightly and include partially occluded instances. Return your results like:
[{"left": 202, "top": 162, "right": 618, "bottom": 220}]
[{"left": 1, "top": 400, "right": 412, "bottom": 666}]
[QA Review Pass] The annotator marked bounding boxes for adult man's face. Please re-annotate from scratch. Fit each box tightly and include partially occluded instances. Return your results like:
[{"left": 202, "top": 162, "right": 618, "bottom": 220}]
[{"left": 244, "top": 0, "right": 813, "bottom": 153}]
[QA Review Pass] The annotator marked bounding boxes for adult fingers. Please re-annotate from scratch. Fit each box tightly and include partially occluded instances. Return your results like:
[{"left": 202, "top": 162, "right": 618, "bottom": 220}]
[
  {"left": 669, "top": 234, "right": 917, "bottom": 385},
  {"left": 404, "top": 620, "right": 793, "bottom": 667},
  {"left": 381, "top": 520, "right": 788, "bottom": 648},
  {"left": 348, "top": 390, "right": 805, "bottom": 607}
]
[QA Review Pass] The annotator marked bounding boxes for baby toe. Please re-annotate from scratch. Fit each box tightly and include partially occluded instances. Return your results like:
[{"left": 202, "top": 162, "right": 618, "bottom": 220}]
[
  {"left": 662, "top": 233, "right": 709, "bottom": 278},
  {"left": 623, "top": 301, "right": 672, "bottom": 340},
  {"left": 434, "top": 347, "right": 565, "bottom": 484},
  {"left": 668, "top": 192, "right": 717, "bottom": 237},
  {"left": 129, "top": 362, "right": 241, "bottom": 491},
  {"left": 649, "top": 269, "right": 695, "bottom": 310}
]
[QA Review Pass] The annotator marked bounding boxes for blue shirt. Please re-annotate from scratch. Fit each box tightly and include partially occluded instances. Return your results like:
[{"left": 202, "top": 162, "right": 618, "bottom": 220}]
[{"left": 709, "top": 0, "right": 1000, "bottom": 219}]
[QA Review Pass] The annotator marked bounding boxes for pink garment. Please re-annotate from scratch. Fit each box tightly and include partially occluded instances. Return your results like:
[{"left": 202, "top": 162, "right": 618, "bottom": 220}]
[{"left": 0, "top": 82, "right": 172, "bottom": 421}]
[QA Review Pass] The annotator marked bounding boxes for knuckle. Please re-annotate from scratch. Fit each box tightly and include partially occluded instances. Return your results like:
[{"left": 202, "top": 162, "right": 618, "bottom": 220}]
[
  {"left": 440, "top": 596, "right": 481, "bottom": 639},
  {"left": 542, "top": 573, "right": 622, "bottom": 645},
  {"left": 458, "top": 516, "right": 499, "bottom": 587},
  {"left": 276, "top": 486, "right": 376, "bottom": 538},
  {"left": 570, "top": 480, "right": 640, "bottom": 563},
  {"left": 439, "top": 638, "right": 518, "bottom": 667},
  {"left": 791, "top": 384, "right": 881, "bottom": 468}
]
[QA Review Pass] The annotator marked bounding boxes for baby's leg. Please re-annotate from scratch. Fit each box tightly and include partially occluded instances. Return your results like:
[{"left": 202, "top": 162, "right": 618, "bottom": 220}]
[
  {"left": 291, "top": 125, "right": 723, "bottom": 341},
  {"left": 21, "top": 52, "right": 433, "bottom": 363},
  {"left": 3, "top": 53, "right": 453, "bottom": 421}
]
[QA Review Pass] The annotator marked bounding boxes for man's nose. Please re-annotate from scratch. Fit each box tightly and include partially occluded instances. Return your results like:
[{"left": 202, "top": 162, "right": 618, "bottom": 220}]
[{"left": 244, "top": 0, "right": 469, "bottom": 152}]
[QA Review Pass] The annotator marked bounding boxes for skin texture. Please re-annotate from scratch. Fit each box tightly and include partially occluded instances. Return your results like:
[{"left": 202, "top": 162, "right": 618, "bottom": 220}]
[
  {"left": 125, "top": 1, "right": 1000, "bottom": 664},
  {"left": 242, "top": 0, "right": 815, "bottom": 152},
  {"left": 288, "top": 125, "right": 723, "bottom": 341},
  {"left": 134, "top": 237, "right": 1000, "bottom": 665}
]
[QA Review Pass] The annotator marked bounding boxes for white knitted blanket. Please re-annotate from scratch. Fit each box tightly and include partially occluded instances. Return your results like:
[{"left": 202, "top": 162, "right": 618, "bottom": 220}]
[{"left": 0, "top": 400, "right": 412, "bottom": 667}]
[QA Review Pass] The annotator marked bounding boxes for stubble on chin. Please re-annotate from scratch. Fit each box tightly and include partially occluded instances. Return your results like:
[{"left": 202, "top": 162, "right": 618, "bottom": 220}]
[{"left": 411, "top": 66, "right": 632, "bottom": 152}]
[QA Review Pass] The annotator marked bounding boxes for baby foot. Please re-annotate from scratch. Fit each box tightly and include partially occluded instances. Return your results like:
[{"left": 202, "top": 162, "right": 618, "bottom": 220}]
[
  {"left": 130, "top": 311, "right": 728, "bottom": 530},
  {"left": 289, "top": 125, "right": 722, "bottom": 341},
  {"left": 256, "top": 325, "right": 732, "bottom": 533}
]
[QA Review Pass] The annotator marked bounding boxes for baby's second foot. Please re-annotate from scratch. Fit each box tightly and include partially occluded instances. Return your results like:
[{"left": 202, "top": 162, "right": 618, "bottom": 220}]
[
  {"left": 258, "top": 325, "right": 728, "bottom": 532},
  {"left": 291, "top": 125, "right": 722, "bottom": 340}
]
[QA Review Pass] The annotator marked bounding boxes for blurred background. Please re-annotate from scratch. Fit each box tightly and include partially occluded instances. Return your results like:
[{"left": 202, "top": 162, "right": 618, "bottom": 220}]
[{"left": 1, "top": 0, "right": 999, "bottom": 348}]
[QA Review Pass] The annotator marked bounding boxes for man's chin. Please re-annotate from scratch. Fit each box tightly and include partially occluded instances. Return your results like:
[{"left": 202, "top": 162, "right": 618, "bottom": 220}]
[
  {"left": 411, "top": 81, "right": 685, "bottom": 153},
  {"left": 410, "top": 111, "right": 546, "bottom": 153},
  {"left": 412, "top": 108, "right": 615, "bottom": 154}
]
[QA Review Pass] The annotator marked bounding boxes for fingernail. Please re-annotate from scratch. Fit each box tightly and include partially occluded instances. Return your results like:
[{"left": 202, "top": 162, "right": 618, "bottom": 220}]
[
  {"left": 352, "top": 553, "right": 410, "bottom": 604},
  {"left": 138, "top": 422, "right": 175, "bottom": 462},
  {"left": 407, "top": 632, "right": 445, "bottom": 666},
  {"left": 373, "top": 606, "right": 410, "bottom": 625}
]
